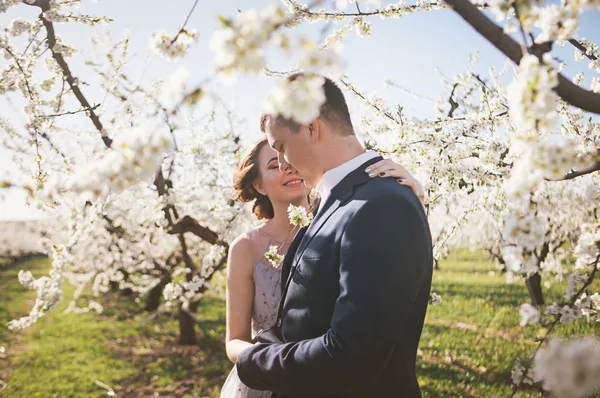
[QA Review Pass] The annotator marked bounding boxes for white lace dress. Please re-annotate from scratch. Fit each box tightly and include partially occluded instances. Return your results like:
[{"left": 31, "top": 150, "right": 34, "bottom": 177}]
[{"left": 220, "top": 229, "right": 289, "bottom": 398}]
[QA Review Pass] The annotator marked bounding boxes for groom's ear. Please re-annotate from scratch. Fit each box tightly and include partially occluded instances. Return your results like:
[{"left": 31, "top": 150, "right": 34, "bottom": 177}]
[{"left": 308, "top": 120, "right": 320, "bottom": 144}]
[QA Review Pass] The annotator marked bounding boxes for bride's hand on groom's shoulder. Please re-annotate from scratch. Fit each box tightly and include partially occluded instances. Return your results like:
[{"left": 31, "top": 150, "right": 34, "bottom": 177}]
[{"left": 365, "top": 159, "right": 426, "bottom": 205}]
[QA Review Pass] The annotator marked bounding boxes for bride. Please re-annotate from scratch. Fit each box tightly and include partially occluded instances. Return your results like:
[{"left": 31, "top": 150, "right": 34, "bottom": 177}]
[{"left": 220, "top": 138, "right": 425, "bottom": 398}]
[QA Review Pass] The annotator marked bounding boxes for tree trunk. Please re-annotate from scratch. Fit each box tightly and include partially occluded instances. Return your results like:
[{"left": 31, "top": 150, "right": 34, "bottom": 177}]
[
  {"left": 434, "top": 257, "right": 440, "bottom": 271},
  {"left": 525, "top": 273, "right": 544, "bottom": 306},
  {"left": 145, "top": 275, "right": 171, "bottom": 312},
  {"left": 178, "top": 302, "right": 198, "bottom": 345}
]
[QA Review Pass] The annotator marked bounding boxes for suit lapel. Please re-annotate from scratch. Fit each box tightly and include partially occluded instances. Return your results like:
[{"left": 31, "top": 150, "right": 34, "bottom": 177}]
[{"left": 280, "top": 226, "right": 308, "bottom": 291}]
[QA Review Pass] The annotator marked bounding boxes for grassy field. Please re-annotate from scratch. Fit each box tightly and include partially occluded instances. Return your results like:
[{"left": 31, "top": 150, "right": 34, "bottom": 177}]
[{"left": 1, "top": 251, "right": 599, "bottom": 397}]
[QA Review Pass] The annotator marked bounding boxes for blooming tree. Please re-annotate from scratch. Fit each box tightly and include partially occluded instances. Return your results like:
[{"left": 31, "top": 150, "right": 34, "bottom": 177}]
[{"left": 2, "top": 0, "right": 600, "bottom": 395}]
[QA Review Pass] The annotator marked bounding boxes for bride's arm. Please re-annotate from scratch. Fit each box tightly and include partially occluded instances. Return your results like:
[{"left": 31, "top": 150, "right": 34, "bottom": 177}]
[
  {"left": 225, "top": 235, "right": 255, "bottom": 364},
  {"left": 365, "top": 159, "right": 426, "bottom": 205}
]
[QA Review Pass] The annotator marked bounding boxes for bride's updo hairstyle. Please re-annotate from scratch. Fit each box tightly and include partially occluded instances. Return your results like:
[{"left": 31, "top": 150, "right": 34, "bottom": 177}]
[{"left": 233, "top": 138, "right": 274, "bottom": 220}]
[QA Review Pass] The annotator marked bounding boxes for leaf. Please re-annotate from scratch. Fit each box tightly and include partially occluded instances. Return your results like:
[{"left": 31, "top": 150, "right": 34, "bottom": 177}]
[{"left": 217, "top": 14, "right": 232, "bottom": 28}]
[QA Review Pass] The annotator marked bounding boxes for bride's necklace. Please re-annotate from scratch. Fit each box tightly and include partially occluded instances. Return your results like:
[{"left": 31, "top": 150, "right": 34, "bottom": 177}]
[{"left": 264, "top": 204, "right": 314, "bottom": 269}]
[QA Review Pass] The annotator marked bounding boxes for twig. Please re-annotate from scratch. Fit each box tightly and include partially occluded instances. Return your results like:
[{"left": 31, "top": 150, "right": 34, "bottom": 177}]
[
  {"left": 171, "top": 0, "right": 200, "bottom": 43},
  {"left": 339, "top": 79, "right": 402, "bottom": 125},
  {"left": 448, "top": 83, "right": 460, "bottom": 117},
  {"left": 45, "top": 104, "right": 100, "bottom": 118},
  {"left": 545, "top": 161, "right": 600, "bottom": 181},
  {"left": 568, "top": 38, "right": 598, "bottom": 61}
]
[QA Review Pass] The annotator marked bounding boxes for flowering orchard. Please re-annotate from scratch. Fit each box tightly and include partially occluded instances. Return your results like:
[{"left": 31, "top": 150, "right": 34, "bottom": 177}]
[{"left": 1, "top": 0, "right": 600, "bottom": 396}]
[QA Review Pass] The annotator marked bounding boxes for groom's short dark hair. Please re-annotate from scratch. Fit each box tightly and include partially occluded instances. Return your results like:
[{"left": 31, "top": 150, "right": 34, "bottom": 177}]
[{"left": 260, "top": 73, "right": 354, "bottom": 136}]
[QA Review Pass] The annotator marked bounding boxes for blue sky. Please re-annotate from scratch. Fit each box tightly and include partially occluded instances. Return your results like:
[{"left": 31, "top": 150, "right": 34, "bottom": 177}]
[{"left": 1, "top": 0, "right": 599, "bottom": 220}]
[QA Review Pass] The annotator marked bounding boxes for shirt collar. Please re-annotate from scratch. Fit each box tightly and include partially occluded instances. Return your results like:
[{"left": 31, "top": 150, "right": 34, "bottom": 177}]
[{"left": 316, "top": 151, "right": 379, "bottom": 203}]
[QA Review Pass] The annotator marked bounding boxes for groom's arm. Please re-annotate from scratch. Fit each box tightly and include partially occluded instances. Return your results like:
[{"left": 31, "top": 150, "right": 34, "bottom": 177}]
[{"left": 236, "top": 192, "right": 430, "bottom": 396}]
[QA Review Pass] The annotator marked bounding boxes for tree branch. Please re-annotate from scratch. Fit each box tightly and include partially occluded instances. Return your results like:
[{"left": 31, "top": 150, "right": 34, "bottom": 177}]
[
  {"left": 168, "top": 215, "right": 220, "bottom": 245},
  {"left": 442, "top": 0, "right": 600, "bottom": 114},
  {"left": 28, "top": 0, "right": 111, "bottom": 147},
  {"left": 568, "top": 38, "right": 598, "bottom": 61},
  {"left": 448, "top": 83, "right": 460, "bottom": 117},
  {"left": 546, "top": 161, "right": 600, "bottom": 181}
]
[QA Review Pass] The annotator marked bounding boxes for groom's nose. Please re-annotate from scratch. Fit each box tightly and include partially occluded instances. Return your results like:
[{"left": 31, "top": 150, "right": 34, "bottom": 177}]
[{"left": 278, "top": 154, "right": 291, "bottom": 173}]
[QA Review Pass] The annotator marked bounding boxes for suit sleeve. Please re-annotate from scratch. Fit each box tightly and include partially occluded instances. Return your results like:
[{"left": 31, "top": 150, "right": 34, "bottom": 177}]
[{"left": 236, "top": 192, "right": 430, "bottom": 396}]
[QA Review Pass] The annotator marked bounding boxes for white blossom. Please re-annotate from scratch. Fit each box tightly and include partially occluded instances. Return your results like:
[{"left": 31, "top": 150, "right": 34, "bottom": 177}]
[
  {"left": 287, "top": 204, "right": 313, "bottom": 227},
  {"left": 9, "top": 18, "right": 31, "bottom": 36},
  {"left": 506, "top": 53, "right": 558, "bottom": 133},
  {"left": 559, "top": 305, "right": 579, "bottom": 324},
  {"left": 149, "top": 29, "right": 197, "bottom": 60},
  {"left": 263, "top": 74, "right": 326, "bottom": 125},
  {"left": 209, "top": 5, "right": 286, "bottom": 76},
  {"left": 265, "top": 245, "right": 284, "bottom": 268},
  {"left": 534, "top": 4, "right": 580, "bottom": 43},
  {"left": 428, "top": 292, "right": 442, "bottom": 306},
  {"left": 591, "top": 77, "right": 600, "bottom": 93},
  {"left": 533, "top": 337, "right": 600, "bottom": 398},
  {"left": 519, "top": 303, "right": 540, "bottom": 326}
]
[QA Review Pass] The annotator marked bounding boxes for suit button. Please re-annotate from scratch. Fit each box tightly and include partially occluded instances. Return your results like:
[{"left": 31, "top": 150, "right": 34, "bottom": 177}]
[{"left": 276, "top": 318, "right": 282, "bottom": 327}]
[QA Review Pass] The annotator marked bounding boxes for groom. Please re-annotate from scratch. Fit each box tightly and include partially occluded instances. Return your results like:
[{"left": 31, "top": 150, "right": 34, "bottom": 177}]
[{"left": 236, "top": 73, "right": 433, "bottom": 398}]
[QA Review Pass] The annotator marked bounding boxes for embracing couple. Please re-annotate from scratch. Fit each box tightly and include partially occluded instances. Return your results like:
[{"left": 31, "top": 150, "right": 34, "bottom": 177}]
[{"left": 221, "top": 73, "right": 433, "bottom": 398}]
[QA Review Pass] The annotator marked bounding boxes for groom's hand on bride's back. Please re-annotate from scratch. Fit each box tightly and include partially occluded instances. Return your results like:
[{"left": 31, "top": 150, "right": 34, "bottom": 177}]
[{"left": 252, "top": 327, "right": 283, "bottom": 345}]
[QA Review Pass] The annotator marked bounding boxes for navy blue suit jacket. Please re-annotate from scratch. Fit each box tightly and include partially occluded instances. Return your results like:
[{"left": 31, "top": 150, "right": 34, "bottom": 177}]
[{"left": 236, "top": 156, "right": 433, "bottom": 398}]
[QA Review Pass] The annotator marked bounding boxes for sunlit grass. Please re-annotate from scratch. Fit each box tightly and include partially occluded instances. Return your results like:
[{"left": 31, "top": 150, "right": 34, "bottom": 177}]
[{"left": 1, "top": 251, "right": 599, "bottom": 397}]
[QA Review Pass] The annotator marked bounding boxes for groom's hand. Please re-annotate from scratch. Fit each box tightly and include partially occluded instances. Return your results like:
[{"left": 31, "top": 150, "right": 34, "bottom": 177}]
[{"left": 253, "top": 327, "right": 283, "bottom": 344}]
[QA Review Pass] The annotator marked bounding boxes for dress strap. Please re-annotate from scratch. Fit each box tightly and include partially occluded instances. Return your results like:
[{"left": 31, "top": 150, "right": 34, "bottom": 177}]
[{"left": 258, "top": 228, "right": 283, "bottom": 243}]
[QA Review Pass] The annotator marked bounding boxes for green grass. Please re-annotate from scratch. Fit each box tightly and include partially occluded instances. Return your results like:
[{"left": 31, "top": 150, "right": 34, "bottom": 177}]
[
  {"left": 419, "top": 249, "right": 600, "bottom": 397},
  {"left": 1, "top": 252, "right": 599, "bottom": 397}
]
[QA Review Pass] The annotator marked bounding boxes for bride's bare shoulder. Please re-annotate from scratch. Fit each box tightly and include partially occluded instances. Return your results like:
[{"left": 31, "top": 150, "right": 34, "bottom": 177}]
[{"left": 228, "top": 225, "right": 266, "bottom": 269}]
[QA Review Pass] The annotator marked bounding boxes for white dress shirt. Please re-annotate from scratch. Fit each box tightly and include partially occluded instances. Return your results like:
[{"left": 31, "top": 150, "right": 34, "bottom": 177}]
[{"left": 315, "top": 151, "right": 379, "bottom": 213}]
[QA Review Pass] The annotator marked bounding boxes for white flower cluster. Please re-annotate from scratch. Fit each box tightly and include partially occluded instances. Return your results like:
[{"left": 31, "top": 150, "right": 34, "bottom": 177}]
[
  {"left": 575, "top": 292, "right": 600, "bottom": 321},
  {"left": 163, "top": 276, "right": 206, "bottom": 312},
  {"left": 163, "top": 245, "right": 227, "bottom": 311},
  {"left": 158, "top": 67, "right": 191, "bottom": 109},
  {"left": 533, "top": 4, "right": 581, "bottom": 43},
  {"left": 51, "top": 122, "right": 174, "bottom": 199},
  {"left": 149, "top": 29, "right": 197, "bottom": 60},
  {"left": 519, "top": 303, "right": 540, "bottom": 326},
  {"left": 529, "top": 135, "right": 594, "bottom": 180},
  {"left": 52, "top": 40, "right": 77, "bottom": 57},
  {"left": 263, "top": 74, "right": 326, "bottom": 125},
  {"left": 209, "top": 4, "right": 287, "bottom": 76},
  {"left": 506, "top": 53, "right": 558, "bottom": 134},
  {"left": 353, "top": 16, "right": 372, "bottom": 37},
  {"left": 8, "top": 18, "right": 31, "bottom": 36},
  {"left": 265, "top": 245, "right": 284, "bottom": 268},
  {"left": 8, "top": 244, "right": 71, "bottom": 330},
  {"left": 428, "top": 292, "right": 442, "bottom": 306},
  {"left": 574, "top": 39, "right": 599, "bottom": 63},
  {"left": 533, "top": 337, "right": 600, "bottom": 398},
  {"left": 591, "top": 77, "right": 600, "bottom": 93},
  {"left": 0, "top": 0, "right": 21, "bottom": 14},
  {"left": 511, "top": 360, "right": 535, "bottom": 386},
  {"left": 488, "top": 0, "right": 533, "bottom": 25},
  {"left": 287, "top": 204, "right": 314, "bottom": 227},
  {"left": 299, "top": 43, "right": 343, "bottom": 74},
  {"left": 574, "top": 223, "right": 600, "bottom": 270},
  {"left": 502, "top": 211, "right": 548, "bottom": 275}
]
